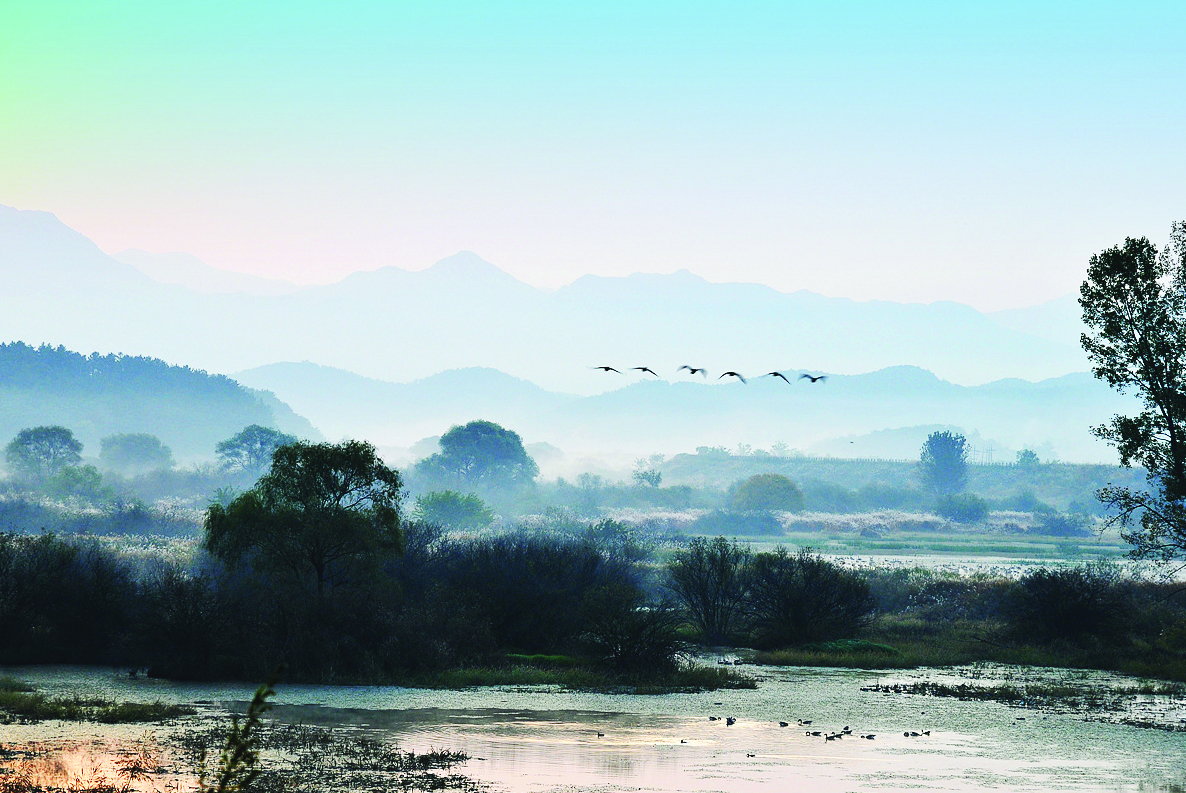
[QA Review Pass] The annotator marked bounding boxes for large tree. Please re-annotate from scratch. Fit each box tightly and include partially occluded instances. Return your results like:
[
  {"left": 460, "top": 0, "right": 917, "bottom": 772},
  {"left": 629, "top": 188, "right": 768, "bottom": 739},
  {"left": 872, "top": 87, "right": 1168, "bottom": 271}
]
[
  {"left": 667, "top": 536, "right": 750, "bottom": 644},
  {"left": 919, "top": 431, "right": 968, "bottom": 496},
  {"left": 5, "top": 426, "right": 83, "bottom": 481},
  {"left": 1080, "top": 222, "right": 1186, "bottom": 565},
  {"left": 100, "top": 433, "right": 174, "bottom": 474},
  {"left": 204, "top": 440, "right": 404, "bottom": 597},
  {"left": 216, "top": 425, "right": 298, "bottom": 477},
  {"left": 414, "top": 420, "right": 538, "bottom": 491}
]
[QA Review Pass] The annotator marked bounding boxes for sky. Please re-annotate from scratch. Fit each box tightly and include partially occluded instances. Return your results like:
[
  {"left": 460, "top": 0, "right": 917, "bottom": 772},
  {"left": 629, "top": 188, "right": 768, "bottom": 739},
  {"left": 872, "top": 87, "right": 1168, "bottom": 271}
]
[{"left": 1, "top": 1, "right": 1184, "bottom": 311}]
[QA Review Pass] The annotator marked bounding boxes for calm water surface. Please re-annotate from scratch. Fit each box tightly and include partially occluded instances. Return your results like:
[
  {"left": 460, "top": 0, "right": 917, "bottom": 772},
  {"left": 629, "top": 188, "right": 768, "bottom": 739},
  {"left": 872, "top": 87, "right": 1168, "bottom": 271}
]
[{"left": 4, "top": 665, "right": 1185, "bottom": 792}]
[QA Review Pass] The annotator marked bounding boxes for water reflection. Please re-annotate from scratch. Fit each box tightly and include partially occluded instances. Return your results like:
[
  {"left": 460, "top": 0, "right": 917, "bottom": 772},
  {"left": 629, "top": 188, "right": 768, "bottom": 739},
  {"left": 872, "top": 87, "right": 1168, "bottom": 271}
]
[{"left": 3, "top": 664, "right": 1185, "bottom": 793}]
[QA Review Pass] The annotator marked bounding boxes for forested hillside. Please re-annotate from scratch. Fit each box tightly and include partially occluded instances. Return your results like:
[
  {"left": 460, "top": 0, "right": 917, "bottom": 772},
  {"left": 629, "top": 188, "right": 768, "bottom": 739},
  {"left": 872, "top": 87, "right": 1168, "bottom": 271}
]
[{"left": 0, "top": 342, "right": 320, "bottom": 461}]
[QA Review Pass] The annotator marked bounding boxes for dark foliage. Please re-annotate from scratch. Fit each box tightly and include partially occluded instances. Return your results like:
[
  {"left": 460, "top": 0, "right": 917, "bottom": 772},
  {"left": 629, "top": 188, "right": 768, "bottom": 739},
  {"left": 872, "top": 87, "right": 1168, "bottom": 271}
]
[
  {"left": 1005, "top": 564, "right": 1129, "bottom": 644},
  {"left": 667, "top": 536, "right": 750, "bottom": 643},
  {"left": 1080, "top": 223, "right": 1186, "bottom": 565},
  {"left": 0, "top": 533, "right": 135, "bottom": 664},
  {"left": 440, "top": 533, "right": 629, "bottom": 653},
  {"left": 743, "top": 547, "right": 875, "bottom": 648},
  {"left": 206, "top": 440, "right": 404, "bottom": 598}
]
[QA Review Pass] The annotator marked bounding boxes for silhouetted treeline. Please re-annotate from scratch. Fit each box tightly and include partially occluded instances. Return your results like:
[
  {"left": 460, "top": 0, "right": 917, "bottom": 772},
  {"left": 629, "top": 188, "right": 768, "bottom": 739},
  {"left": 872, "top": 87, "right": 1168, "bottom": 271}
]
[{"left": 2, "top": 528, "right": 1181, "bottom": 682}]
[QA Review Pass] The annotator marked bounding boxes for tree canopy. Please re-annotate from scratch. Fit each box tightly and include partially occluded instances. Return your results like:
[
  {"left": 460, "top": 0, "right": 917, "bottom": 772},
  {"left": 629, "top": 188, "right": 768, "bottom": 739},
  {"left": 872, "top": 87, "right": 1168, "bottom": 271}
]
[
  {"left": 1080, "top": 222, "right": 1186, "bottom": 564},
  {"left": 729, "top": 473, "right": 803, "bottom": 512},
  {"left": 100, "top": 433, "right": 174, "bottom": 474},
  {"left": 414, "top": 420, "right": 538, "bottom": 491},
  {"left": 919, "top": 431, "right": 968, "bottom": 495},
  {"left": 5, "top": 426, "right": 83, "bottom": 480},
  {"left": 216, "top": 425, "right": 298, "bottom": 477},
  {"left": 414, "top": 490, "right": 495, "bottom": 529},
  {"left": 204, "top": 440, "right": 404, "bottom": 597}
]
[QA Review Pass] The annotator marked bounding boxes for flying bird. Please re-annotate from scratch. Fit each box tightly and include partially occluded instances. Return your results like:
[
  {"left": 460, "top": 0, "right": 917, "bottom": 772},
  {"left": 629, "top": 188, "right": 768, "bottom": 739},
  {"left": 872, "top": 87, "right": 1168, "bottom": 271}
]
[
  {"left": 633, "top": 367, "right": 660, "bottom": 377},
  {"left": 764, "top": 371, "right": 791, "bottom": 384},
  {"left": 593, "top": 366, "right": 622, "bottom": 374},
  {"left": 718, "top": 371, "right": 748, "bottom": 384},
  {"left": 678, "top": 365, "right": 708, "bottom": 377},
  {"left": 799, "top": 373, "right": 827, "bottom": 383}
]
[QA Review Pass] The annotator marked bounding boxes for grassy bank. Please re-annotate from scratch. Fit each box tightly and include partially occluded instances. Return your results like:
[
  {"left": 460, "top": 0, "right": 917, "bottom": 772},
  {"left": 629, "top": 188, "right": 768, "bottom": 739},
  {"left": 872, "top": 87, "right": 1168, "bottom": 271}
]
[
  {"left": 402, "top": 660, "right": 755, "bottom": 693},
  {"left": 0, "top": 678, "right": 195, "bottom": 723},
  {"left": 751, "top": 615, "right": 1186, "bottom": 682}
]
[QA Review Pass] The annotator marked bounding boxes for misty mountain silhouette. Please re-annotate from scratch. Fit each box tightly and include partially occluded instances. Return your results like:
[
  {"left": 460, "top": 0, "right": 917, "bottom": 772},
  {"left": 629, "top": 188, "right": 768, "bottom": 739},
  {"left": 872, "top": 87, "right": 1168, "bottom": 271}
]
[
  {"left": 233, "top": 361, "right": 1134, "bottom": 462},
  {"left": 0, "top": 204, "right": 1087, "bottom": 394}
]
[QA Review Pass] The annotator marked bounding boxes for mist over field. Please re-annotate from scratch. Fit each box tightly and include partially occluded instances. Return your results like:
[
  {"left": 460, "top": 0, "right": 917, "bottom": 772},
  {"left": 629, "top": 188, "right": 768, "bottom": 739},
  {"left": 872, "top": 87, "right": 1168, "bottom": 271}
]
[
  {"left": 0, "top": 204, "right": 1127, "bottom": 470},
  {"left": 4, "top": 3, "right": 1186, "bottom": 790}
]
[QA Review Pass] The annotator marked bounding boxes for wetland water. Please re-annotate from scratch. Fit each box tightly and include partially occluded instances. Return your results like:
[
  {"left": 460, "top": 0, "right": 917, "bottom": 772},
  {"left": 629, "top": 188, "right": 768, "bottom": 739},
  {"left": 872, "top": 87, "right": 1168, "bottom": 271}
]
[{"left": 3, "top": 664, "right": 1185, "bottom": 792}]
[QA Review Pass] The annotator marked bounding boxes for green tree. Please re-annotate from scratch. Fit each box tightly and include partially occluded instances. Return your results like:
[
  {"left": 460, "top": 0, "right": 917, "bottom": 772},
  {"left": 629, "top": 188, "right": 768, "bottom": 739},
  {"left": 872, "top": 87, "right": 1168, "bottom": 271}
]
[
  {"left": 1079, "top": 223, "right": 1186, "bottom": 563},
  {"left": 414, "top": 490, "right": 495, "bottom": 529},
  {"left": 4, "top": 426, "right": 82, "bottom": 481},
  {"left": 100, "top": 433, "right": 174, "bottom": 474},
  {"left": 729, "top": 473, "right": 804, "bottom": 512},
  {"left": 667, "top": 536, "right": 750, "bottom": 644},
  {"left": 414, "top": 420, "right": 538, "bottom": 491},
  {"left": 1015, "top": 449, "right": 1040, "bottom": 469},
  {"left": 204, "top": 440, "right": 404, "bottom": 597},
  {"left": 216, "top": 425, "right": 297, "bottom": 477},
  {"left": 47, "top": 464, "right": 109, "bottom": 501},
  {"left": 919, "top": 431, "right": 968, "bottom": 495}
]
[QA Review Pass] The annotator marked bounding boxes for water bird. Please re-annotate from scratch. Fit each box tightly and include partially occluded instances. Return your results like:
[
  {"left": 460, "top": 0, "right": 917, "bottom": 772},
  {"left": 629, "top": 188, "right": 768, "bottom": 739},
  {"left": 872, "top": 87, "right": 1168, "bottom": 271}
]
[
  {"left": 597, "top": 732, "right": 605, "bottom": 737},
  {"left": 726, "top": 717, "right": 736, "bottom": 726},
  {"left": 797, "top": 719, "right": 812, "bottom": 725},
  {"left": 719, "top": 371, "right": 748, "bottom": 383},
  {"left": 921, "top": 730, "right": 930, "bottom": 736},
  {"left": 807, "top": 731, "right": 822, "bottom": 736},
  {"left": 779, "top": 721, "right": 789, "bottom": 728},
  {"left": 861, "top": 734, "right": 875, "bottom": 740},
  {"left": 799, "top": 373, "right": 827, "bottom": 383},
  {"left": 593, "top": 366, "right": 621, "bottom": 374},
  {"left": 764, "top": 371, "right": 792, "bottom": 383},
  {"left": 678, "top": 365, "right": 708, "bottom": 376},
  {"left": 680, "top": 739, "right": 687, "bottom": 744},
  {"left": 632, "top": 367, "right": 659, "bottom": 377},
  {"left": 709, "top": 716, "right": 720, "bottom": 721},
  {"left": 746, "top": 753, "right": 756, "bottom": 758}
]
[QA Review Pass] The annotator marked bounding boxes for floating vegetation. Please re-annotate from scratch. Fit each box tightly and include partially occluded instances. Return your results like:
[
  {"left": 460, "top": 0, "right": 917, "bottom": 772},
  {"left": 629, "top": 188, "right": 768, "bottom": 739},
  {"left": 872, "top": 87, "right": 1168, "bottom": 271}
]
[
  {"left": 178, "top": 722, "right": 481, "bottom": 792},
  {"left": 0, "top": 688, "right": 194, "bottom": 724},
  {"left": 862, "top": 678, "right": 1186, "bottom": 731}
]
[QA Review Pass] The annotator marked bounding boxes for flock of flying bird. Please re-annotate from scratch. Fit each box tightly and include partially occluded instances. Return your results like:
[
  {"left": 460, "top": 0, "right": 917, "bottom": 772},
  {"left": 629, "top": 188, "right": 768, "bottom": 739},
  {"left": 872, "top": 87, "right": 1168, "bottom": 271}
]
[{"left": 593, "top": 365, "right": 828, "bottom": 384}]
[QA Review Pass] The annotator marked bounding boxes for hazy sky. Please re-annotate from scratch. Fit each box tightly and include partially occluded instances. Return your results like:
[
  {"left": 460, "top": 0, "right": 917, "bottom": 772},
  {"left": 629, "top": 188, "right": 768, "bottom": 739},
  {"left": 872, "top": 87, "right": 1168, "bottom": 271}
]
[{"left": 2, "top": 1, "right": 1184, "bottom": 310}]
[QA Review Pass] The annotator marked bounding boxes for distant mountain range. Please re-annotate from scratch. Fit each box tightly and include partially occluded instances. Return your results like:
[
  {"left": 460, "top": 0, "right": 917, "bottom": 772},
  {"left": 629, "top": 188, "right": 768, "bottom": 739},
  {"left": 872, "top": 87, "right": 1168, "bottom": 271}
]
[
  {"left": 0, "top": 343, "right": 320, "bottom": 464},
  {"left": 0, "top": 204, "right": 1090, "bottom": 395},
  {"left": 233, "top": 361, "right": 1136, "bottom": 466}
]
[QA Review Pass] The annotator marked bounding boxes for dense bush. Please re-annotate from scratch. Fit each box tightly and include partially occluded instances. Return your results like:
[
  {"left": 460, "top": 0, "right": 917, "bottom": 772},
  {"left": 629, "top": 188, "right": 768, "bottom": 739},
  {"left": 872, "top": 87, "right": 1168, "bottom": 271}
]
[
  {"left": 728, "top": 473, "right": 803, "bottom": 512},
  {"left": 743, "top": 548, "right": 875, "bottom": 648},
  {"left": 935, "top": 493, "right": 989, "bottom": 523},
  {"left": 1004, "top": 563, "right": 1129, "bottom": 644},
  {"left": 688, "top": 509, "right": 782, "bottom": 536},
  {"left": 414, "top": 490, "right": 495, "bottom": 529}
]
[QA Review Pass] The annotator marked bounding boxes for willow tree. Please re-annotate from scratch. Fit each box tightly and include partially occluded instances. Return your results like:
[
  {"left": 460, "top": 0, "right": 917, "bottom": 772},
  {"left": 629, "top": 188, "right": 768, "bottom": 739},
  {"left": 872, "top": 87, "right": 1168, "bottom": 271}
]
[
  {"left": 205, "top": 440, "right": 404, "bottom": 597},
  {"left": 1080, "top": 222, "right": 1186, "bottom": 566}
]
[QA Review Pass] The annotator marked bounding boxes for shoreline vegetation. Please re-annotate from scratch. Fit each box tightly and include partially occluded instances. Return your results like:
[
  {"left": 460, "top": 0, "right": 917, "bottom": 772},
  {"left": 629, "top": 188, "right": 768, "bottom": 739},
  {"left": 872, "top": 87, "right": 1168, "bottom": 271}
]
[
  {"left": 750, "top": 615, "right": 1186, "bottom": 683},
  {"left": 0, "top": 675, "right": 193, "bottom": 724}
]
